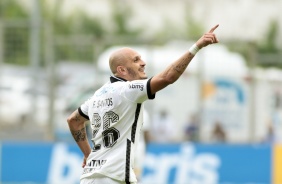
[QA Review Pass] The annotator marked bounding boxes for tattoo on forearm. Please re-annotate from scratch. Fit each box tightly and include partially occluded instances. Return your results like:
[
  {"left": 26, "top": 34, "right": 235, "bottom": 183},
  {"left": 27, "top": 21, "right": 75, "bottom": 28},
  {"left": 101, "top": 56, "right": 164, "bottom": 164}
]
[
  {"left": 173, "top": 63, "right": 188, "bottom": 73},
  {"left": 75, "top": 115, "right": 80, "bottom": 122},
  {"left": 173, "top": 58, "right": 188, "bottom": 73},
  {"left": 173, "top": 55, "right": 193, "bottom": 73},
  {"left": 71, "top": 127, "right": 86, "bottom": 142}
]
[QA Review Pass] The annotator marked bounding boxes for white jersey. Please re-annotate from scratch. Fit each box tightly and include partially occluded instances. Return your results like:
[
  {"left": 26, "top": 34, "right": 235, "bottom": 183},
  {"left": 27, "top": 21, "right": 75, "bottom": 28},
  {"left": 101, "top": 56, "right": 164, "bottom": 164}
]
[{"left": 78, "top": 76, "right": 155, "bottom": 183}]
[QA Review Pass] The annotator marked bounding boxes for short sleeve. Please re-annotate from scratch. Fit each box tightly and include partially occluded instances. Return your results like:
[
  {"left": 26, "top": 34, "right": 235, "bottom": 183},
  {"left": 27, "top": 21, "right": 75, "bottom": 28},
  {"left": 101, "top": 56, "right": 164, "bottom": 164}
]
[
  {"left": 120, "top": 78, "right": 155, "bottom": 103},
  {"left": 78, "top": 98, "right": 90, "bottom": 120}
]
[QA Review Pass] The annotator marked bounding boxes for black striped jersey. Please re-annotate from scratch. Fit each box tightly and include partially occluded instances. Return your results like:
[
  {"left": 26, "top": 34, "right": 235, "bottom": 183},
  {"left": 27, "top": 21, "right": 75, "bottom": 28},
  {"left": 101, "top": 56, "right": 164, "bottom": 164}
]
[{"left": 78, "top": 76, "right": 155, "bottom": 183}]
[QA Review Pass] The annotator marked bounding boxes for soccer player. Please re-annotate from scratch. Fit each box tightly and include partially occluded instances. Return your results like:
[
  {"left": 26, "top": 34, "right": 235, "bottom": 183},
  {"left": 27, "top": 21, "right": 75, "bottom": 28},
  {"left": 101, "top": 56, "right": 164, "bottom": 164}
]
[{"left": 67, "top": 24, "right": 219, "bottom": 184}]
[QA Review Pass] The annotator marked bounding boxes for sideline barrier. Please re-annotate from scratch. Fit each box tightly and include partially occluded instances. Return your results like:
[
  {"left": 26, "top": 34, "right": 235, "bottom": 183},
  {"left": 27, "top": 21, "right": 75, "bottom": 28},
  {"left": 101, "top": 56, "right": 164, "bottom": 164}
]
[{"left": 0, "top": 142, "right": 279, "bottom": 184}]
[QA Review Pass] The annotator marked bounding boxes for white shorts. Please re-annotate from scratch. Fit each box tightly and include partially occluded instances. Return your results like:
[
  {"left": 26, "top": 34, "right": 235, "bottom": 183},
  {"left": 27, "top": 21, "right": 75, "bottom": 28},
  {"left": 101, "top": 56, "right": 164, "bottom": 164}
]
[{"left": 80, "top": 174, "right": 137, "bottom": 184}]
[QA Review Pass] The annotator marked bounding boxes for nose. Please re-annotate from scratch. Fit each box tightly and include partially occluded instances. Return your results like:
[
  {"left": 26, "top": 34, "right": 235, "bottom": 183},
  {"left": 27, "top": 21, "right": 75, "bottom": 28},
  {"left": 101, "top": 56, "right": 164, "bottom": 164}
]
[{"left": 140, "top": 59, "right": 146, "bottom": 66}]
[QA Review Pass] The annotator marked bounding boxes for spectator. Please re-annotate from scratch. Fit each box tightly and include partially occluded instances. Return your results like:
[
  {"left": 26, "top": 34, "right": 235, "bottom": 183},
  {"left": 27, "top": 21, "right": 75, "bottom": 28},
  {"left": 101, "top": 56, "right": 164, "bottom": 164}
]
[
  {"left": 150, "top": 109, "right": 176, "bottom": 143},
  {"left": 184, "top": 113, "right": 200, "bottom": 142},
  {"left": 261, "top": 121, "right": 275, "bottom": 144},
  {"left": 210, "top": 121, "right": 227, "bottom": 143}
]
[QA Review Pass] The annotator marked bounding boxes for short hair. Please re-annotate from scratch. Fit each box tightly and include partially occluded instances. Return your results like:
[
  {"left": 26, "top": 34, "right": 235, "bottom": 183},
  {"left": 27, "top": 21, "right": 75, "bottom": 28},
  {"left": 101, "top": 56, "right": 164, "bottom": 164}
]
[{"left": 109, "top": 47, "right": 131, "bottom": 75}]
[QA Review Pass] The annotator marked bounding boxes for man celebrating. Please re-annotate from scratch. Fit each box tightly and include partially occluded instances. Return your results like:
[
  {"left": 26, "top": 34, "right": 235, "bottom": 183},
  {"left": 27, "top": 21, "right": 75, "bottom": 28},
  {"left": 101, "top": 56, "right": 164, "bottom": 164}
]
[{"left": 67, "top": 24, "right": 219, "bottom": 184}]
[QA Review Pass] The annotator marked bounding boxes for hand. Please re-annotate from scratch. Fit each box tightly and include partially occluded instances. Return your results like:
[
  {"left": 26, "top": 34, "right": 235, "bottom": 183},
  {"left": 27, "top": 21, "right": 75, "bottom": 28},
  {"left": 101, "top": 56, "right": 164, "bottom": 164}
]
[
  {"left": 82, "top": 156, "right": 88, "bottom": 168},
  {"left": 196, "top": 24, "right": 219, "bottom": 49}
]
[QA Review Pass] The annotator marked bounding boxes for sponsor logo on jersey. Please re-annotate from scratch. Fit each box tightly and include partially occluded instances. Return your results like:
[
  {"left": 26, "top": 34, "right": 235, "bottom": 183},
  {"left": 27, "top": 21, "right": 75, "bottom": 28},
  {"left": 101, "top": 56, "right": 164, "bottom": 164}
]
[
  {"left": 88, "top": 159, "right": 107, "bottom": 169},
  {"left": 82, "top": 159, "right": 107, "bottom": 174},
  {"left": 129, "top": 83, "right": 144, "bottom": 91}
]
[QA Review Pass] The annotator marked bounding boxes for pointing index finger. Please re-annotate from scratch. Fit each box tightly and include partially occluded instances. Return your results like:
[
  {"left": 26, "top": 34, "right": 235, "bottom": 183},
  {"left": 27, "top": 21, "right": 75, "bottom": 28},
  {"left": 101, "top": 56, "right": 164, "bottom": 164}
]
[{"left": 209, "top": 24, "right": 219, "bottom": 33}]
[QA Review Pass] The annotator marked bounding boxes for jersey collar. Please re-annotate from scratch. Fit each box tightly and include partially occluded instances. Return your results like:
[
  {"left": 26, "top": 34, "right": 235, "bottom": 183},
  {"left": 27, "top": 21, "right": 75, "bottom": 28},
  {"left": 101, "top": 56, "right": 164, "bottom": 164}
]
[{"left": 110, "top": 76, "right": 127, "bottom": 83}]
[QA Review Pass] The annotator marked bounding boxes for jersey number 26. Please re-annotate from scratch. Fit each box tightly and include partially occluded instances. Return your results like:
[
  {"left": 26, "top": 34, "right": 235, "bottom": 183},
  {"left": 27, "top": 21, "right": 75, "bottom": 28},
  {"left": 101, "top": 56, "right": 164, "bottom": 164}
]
[{"left": 91, "top": 111, "right": 120, "bottom": 151}]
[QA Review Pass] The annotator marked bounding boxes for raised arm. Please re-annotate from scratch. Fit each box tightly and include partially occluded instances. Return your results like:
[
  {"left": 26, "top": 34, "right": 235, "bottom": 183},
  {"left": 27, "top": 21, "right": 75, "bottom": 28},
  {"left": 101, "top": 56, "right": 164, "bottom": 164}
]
[
  {"left": 67, "top": 109, "right": 91, "bottom": 168},
  {"left": 150, "top": 24, "right": 219, "bottom": 94}
]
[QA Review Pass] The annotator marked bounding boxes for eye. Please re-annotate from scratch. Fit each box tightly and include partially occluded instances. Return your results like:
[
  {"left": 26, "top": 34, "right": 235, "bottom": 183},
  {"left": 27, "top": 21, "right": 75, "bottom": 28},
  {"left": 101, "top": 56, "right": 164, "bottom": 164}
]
[{"left": 134, "top": 57, "right": 139, "bottom": 62}]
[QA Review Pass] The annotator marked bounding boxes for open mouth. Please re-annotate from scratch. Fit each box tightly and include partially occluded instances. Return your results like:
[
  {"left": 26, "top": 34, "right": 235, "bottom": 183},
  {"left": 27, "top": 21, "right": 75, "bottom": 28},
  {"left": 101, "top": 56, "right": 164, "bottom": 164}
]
[{"left": 139, "top": 68, "right": 145, "bottom": 73}]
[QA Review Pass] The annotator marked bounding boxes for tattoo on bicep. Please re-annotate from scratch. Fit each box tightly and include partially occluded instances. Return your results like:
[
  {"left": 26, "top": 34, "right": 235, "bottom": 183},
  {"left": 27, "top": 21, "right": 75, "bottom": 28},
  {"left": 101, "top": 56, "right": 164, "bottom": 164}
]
[{"left": 71, "top": 127, "right": 86, "bottom": 142}]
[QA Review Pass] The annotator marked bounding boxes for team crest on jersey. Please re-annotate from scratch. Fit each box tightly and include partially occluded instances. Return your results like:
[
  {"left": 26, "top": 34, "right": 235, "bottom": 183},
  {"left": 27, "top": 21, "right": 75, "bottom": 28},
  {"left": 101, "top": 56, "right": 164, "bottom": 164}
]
[{"left": 128, "top": 83, "right": 144, "bottom": 91}]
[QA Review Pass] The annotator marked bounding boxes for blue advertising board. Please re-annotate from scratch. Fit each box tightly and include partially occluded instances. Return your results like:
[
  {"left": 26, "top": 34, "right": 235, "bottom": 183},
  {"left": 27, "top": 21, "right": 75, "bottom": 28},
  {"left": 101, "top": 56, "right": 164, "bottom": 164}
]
[
  {"left": 0, "top": 142, "right": 84, "bottom": 184},
  {"left": 0, "top": 142, "right": 272, "bottom": 184},
  {"left": 142, "top": 143, "right": 271, "bottom": 184},
  {"left": 1, "top": 142, "right": 53, "bottom": 183}
]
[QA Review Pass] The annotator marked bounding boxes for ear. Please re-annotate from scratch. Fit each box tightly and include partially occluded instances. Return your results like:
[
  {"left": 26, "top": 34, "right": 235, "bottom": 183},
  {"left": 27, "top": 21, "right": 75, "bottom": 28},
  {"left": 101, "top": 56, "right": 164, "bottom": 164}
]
[{"left": 117, "top": 66, "right": 127, "bottom": 76}]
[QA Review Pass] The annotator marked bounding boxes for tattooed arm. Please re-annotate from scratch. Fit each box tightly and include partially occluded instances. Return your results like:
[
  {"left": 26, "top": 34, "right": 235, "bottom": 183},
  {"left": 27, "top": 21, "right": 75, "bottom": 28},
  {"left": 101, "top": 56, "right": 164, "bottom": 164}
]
[
  {"left": 67, "top": 109, "right": 91, "bottom": 168},
  {"left": 150, "top": 24, "right": 219, "bottom": 94}
]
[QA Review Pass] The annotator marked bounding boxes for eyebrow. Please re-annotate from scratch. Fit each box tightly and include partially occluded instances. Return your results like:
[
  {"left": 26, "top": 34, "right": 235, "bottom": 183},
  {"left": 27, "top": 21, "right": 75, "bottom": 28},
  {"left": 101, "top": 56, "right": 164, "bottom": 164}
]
[{"left": 133, "top": 55, "right": 141, "bottom": 60}]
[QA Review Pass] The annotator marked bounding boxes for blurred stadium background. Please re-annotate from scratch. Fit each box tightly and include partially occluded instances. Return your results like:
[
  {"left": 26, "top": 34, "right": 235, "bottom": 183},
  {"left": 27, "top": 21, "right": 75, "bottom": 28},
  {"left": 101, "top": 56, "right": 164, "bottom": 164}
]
[{"left": 0, "top": 0, "right": 282, "bottom": 183}]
